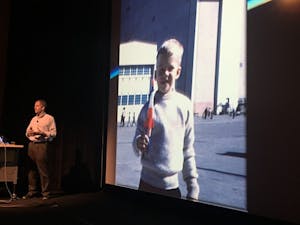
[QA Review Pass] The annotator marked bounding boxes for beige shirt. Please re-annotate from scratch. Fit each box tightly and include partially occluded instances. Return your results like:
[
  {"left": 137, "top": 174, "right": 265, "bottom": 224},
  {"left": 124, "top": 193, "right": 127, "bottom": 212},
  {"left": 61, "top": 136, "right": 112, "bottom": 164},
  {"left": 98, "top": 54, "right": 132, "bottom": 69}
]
[{"left": 26, "top": 113, "right": 57, "bottom": 142}]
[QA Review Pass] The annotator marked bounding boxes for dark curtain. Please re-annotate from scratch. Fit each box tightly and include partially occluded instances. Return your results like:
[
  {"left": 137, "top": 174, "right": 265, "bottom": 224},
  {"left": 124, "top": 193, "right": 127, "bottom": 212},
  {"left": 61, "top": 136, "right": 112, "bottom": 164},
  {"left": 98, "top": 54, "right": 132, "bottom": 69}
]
[
  {"left": 0, "top": 0, "right": 11, "bottom": 129},
  {"left": 1, "top": 0, "right": 110, "bottom": 195}
]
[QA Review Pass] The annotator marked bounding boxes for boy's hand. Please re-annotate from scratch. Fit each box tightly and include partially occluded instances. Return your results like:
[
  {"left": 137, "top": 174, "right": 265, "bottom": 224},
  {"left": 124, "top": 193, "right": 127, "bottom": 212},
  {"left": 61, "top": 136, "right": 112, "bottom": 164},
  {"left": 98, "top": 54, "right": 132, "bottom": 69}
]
[{"left": 136, "top": 134, "right": 149, "bottom": 153}]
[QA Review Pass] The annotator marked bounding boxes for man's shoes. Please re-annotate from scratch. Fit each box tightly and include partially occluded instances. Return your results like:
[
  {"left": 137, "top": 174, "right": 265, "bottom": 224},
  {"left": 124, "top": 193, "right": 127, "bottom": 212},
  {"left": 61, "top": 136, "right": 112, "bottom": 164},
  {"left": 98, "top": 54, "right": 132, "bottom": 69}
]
[
  {"left": 22, "top": 192, "right": 50, "bottom": 200},
  {"left": 22, "top": 192, "right": 37, "bottom": 200}
]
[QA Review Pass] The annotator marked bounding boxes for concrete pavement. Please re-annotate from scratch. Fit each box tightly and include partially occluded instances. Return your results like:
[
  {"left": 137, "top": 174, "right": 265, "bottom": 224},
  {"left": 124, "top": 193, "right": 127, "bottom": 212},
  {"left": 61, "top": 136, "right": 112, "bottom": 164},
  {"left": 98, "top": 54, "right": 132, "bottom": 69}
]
[{"left": 115, "top": 114, "right": 247, "bottom": 211}]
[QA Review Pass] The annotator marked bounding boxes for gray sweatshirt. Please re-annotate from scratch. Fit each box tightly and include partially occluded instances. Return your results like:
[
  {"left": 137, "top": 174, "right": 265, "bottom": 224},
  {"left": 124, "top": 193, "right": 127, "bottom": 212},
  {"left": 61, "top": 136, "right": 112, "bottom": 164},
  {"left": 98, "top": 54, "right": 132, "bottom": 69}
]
[{"left": 133, "top": 90, "right": 199, "bottom": 200}]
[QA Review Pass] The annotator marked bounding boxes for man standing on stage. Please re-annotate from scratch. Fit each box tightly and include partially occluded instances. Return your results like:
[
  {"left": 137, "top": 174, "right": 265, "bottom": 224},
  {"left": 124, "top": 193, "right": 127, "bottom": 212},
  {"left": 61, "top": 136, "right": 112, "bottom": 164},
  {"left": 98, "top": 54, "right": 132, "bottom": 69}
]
[{"left": 23, "top": 99, "right": 57, "bottom": 200}]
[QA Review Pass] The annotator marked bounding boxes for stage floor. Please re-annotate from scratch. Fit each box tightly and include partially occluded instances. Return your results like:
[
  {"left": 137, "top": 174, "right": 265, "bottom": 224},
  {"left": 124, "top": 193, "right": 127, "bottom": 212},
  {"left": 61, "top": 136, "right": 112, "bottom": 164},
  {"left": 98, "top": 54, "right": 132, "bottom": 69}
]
[
  {"left": 0, "top": 187, "right": 295, "bottom": 225},
  {"left": 0, "top": 191, "right": 116, "bottom": 225}
]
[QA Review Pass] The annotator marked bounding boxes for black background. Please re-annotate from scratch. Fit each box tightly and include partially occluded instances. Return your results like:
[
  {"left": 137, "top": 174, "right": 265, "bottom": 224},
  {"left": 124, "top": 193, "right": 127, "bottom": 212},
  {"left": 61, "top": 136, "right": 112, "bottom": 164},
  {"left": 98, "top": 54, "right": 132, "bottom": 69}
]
[{"left": 0, "top": 0, "right": 299, "bottom": 224}]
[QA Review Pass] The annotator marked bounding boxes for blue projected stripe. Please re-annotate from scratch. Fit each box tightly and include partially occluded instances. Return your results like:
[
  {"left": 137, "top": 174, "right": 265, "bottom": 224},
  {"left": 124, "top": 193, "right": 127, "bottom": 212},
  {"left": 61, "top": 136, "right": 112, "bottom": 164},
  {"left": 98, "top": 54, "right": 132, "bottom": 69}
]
[
  {"left": 110, "top": 67, "right": 119, "bottom": 79},
  {"left": 247, "top": 0, "right": 272, "bottom": 10}
]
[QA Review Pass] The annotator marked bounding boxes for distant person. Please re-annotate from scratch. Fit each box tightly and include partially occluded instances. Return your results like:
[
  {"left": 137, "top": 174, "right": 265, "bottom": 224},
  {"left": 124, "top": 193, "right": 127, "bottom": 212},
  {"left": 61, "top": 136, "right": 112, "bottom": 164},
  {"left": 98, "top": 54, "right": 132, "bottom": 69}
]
[
  {"left": 131, "top": 112, "right": 136, "bottom": 127},
  {"left": 127, "top": 112, "right": 131, "bottom": 127},
  {"left": 216, "top": 103, "right": 223, "bottom": 115},
  {"left": 208, "top": 107, "right": 213, "bottom": 119},
  {"left": 202, "top": 107, "right": 208, "bottom": 119},
  {"left": 132, "top": 39, "right": 199, "bottom": 201},
  {"left": 120, "top": 107, "right": 126, "bottom": 127},
  {"left": 23, "top": 99, "right": 57, "bottom": 200},
  {"left": 224, "top": 98, "right": 230, "bottom": 115},
  {"left": 231, "top": 108, "right": 236, "bottom": 119}
]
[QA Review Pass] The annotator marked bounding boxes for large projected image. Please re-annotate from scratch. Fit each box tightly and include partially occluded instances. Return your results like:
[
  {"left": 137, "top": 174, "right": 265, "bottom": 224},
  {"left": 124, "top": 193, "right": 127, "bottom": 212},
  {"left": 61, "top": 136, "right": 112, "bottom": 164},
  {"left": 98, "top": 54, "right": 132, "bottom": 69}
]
[{"left": 115, "top": 0, "right": 246, "bottom": 210}]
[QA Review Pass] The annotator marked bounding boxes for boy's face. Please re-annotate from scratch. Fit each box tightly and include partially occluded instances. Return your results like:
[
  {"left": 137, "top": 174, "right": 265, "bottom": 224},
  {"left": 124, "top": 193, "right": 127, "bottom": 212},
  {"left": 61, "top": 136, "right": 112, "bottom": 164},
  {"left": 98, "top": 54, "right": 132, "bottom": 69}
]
[{"left": 155, "top": 53, "right": 181, "bottom": 94}]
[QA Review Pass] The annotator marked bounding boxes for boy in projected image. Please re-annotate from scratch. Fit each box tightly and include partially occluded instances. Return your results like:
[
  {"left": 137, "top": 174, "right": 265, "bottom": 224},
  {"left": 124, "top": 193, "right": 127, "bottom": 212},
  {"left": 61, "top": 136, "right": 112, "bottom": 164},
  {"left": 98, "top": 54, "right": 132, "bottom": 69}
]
[{"left": 132, "top": 39, "right": 199, "bottom": 200}]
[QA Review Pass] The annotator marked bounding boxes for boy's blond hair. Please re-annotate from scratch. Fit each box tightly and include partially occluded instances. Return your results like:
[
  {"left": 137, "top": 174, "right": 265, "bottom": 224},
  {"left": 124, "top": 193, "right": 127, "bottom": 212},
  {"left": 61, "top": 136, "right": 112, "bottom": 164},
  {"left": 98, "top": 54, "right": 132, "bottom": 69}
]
[{"left": 157, "top": 39, "right": 184, "bottom": 65}]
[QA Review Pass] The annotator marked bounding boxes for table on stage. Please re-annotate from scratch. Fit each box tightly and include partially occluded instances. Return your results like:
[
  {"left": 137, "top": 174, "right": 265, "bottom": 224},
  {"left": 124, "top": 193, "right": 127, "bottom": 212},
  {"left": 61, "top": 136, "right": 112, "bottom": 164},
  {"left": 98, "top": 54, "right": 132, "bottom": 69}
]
[{"left": 0, "top": 143, "right": 24, "bottom": 199}]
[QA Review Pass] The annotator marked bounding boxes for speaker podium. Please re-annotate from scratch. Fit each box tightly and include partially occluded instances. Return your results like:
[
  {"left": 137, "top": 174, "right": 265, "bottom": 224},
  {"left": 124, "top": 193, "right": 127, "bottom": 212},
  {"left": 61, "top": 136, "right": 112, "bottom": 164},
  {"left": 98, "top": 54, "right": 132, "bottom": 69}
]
[{"left": 0, "top": 143, "right": 24, "bottom": 199}]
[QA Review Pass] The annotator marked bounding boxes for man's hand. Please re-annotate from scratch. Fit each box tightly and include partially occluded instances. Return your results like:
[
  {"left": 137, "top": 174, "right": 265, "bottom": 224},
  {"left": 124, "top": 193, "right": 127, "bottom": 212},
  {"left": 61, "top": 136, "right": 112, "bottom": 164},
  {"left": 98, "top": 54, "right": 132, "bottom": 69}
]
[
  {"left": 27, "top": 127, "right": 35, "bottom": 136},
  {"left": 35, "top": 128, "right": 46, "bottom": 137},
  {"left": 27, "top": 127, "right": 45, "bottom": 137}
]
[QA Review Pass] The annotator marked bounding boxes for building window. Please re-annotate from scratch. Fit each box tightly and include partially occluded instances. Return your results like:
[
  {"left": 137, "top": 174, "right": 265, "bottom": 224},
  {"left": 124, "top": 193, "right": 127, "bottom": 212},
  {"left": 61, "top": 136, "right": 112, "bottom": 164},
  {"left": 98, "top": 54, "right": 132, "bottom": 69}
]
[
  {"left": 141, "top": 94, "right": 148, "bottom": 104},
  {"left": 135, "top": 95, "right": 141, "bottom": 105},
  {"left": 121, "top": 95, "right": 128, "bottom": 105},
  {"left": 137, "top": 66, "right": 144, "bottom": 75},
  {"left": 119, "top": 67, "right": 125, "bottom": 76},
  {"left": 124, "top": 67, "right": 130, "bottom": 75},
  {"left": 119, "top": 65, "right": 153, "bottom": 77},
  {"left": 118, "top": 96, "right": 121, "bottom": 105},
  {"left": 131, "top": 67, "right": 137, "bottom": 75},
  {"left": 128, "top": 95, "right": 134, "bottom": 105},
  {"left": 144, "top": 66, "right": 151, "bottom": 75}
]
